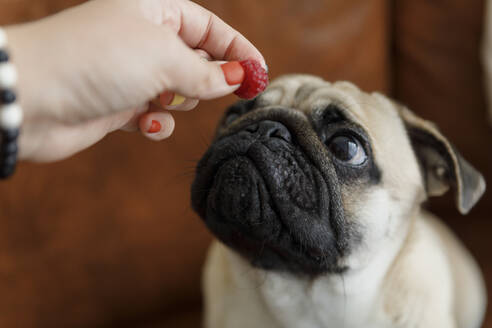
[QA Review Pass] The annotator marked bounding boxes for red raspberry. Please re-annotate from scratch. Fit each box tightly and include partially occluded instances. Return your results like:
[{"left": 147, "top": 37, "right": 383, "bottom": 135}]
[{"left": 234, "top": 60, "right": 269, "bottom": 99}]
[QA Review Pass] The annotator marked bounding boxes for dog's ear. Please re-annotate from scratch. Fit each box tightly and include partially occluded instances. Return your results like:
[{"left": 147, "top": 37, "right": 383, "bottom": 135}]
[{"left": 398, "top": 107, "right": 486, "bottom": 214}]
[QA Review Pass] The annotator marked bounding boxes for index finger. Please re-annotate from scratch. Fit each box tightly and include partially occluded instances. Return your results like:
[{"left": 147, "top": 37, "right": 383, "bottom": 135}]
[{"left": 171, "top": 0, "right": 266, "bottom": 67}]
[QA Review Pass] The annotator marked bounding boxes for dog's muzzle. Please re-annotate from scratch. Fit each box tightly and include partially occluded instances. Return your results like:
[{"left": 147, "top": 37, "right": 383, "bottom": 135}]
[
  {"left": 192, "top": 118, "right": 346, "bottom": 274},
  {"left": 212, "top": 120, "right": 316, "bottom": 220}
]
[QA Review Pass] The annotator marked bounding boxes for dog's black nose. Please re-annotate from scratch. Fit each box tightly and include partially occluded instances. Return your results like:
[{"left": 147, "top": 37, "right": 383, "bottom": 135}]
[{"left": 245, "top": 120, "right": 292, "bottom": 142}]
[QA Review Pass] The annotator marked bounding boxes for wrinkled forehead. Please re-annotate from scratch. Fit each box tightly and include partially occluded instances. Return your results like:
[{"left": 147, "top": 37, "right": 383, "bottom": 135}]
[
  {"left": 256, "top": 75, "right": 407, "bottom": 155},
  {"left": 257, "top": 75, "right": 402, "bottom": 132}
]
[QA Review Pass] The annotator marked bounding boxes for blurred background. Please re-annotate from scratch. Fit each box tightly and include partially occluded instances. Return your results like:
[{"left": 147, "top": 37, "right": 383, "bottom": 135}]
[{"left": 0, "top": 0, "right": 490, "bottom": 327}]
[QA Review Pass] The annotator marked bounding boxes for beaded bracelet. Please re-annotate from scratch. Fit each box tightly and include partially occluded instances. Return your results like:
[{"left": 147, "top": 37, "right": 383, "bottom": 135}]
[{"left": 0, "top": 28, "right": 22, "bottom": 179}]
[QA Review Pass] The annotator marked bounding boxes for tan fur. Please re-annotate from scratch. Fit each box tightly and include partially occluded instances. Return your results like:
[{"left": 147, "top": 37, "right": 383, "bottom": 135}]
[{"left": 202, "top": 75, "right": 486, "bottom": 328}]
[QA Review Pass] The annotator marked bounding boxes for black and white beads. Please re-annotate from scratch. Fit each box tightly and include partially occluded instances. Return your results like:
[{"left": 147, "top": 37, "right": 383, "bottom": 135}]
[{"left": 0, "top": 28, "right": 22, "bottom": 179}]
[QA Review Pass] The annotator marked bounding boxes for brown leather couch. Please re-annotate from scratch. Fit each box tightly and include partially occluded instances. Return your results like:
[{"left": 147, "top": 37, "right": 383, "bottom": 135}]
[{"left": 0, "top": 0, "right": 490, "bottom": 327}]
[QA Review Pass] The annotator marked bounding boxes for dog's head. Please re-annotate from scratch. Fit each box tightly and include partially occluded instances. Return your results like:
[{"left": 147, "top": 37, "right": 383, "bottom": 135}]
[{"left": 191, "top": 75, "right": 485, "bottom": 275}]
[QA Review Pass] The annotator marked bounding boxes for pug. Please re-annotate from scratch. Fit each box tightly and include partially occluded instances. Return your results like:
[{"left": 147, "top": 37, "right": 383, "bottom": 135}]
[{"left": 191, "top": 75, "right": 487, "bottom": 328}]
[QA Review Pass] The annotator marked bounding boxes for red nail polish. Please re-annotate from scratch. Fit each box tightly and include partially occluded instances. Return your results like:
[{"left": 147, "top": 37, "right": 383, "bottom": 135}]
[
  {"left": 148, "top": 120, "right": 161, "bottom": 133},
  {"left": 221, "top": 61, "right": 245, "bottom": 85}
]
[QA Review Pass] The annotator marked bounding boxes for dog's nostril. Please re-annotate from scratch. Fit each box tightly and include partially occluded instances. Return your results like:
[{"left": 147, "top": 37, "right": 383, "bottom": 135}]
[
  {"left": 245, "top": 120, "right": 292, "bottom": 142},
  {"left": 245, "top": 123, "right": 259, "bottom": 133},
  {"left": 269, "top": 126, "right": 291, "bottom": 142}
]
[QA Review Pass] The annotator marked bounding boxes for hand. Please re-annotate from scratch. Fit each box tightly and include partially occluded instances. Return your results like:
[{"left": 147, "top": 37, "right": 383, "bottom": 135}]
[{"left": 6, "top": 0, "right": 265, "bottom": 162}]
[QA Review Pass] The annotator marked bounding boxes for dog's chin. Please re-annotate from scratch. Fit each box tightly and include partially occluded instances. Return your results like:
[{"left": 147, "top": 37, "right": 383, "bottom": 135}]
[{"left": 192, "top": 134, "right": 347, "bottom": 275}]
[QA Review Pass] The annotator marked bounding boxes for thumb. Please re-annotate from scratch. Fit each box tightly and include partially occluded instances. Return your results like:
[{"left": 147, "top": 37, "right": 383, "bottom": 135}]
[{"left": 161, "top": 37, "right": 243, "bottom": 100}]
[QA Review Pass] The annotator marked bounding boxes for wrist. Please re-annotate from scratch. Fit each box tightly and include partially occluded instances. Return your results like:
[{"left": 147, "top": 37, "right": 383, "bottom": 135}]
[
  {"left": 0, "top": 27, "right": 23, "bottom": 177},
  {"left": 5, "top": 23, "right": 66, "bottom": 161},
  {"left": 5, "top": 23, "right": 65, "bottom": 124}
]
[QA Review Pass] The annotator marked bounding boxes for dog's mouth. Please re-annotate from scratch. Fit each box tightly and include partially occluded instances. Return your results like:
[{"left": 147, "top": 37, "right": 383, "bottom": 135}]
[{"left": 192, "top": 121, "right": 347, "bottom": 275}]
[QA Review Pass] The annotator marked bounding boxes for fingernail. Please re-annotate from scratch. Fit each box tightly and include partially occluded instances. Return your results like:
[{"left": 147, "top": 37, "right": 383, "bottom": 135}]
[
  {"left": 221, "top": 61, "right": 245, "bottom": 85},
  {"left": 147, "top": 120, "right": 161, "bottom": 133},
  {"left": 169, "top": 94, "right": 186, "bottom": 106},
  {"left": 159, "top": 91, "right": 175, "bottom": 106}
]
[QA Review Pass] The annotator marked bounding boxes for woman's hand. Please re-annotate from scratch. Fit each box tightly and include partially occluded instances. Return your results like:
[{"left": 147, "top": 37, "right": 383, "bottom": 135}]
[{"left": 6, "top": 0, "right": 265, "bottom": 162}]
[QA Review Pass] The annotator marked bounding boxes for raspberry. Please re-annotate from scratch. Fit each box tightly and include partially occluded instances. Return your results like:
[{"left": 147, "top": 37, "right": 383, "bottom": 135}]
[{"left": 234, "top": 60, "right": 269, "bottom": 99}]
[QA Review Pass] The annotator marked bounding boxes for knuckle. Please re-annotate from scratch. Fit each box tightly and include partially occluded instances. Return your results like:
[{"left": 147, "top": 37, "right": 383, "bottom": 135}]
[{"left": 195, "top": 72, "right": 215, "bottom": 96}]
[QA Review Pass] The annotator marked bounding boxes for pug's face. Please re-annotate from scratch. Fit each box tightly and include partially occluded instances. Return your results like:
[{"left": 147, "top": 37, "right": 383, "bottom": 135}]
[{"left": 191, "top": 75, "right": 484, "bottom": 275}]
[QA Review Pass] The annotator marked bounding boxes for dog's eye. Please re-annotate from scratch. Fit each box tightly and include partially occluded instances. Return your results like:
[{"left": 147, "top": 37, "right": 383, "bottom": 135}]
[
  {"left": 223, "top": 99, "right": 257, "bottom": 126},
  {"left": 225, "top": 113, "right": 240, "bottom": 125},
  {"left": 327, "top": 135, "right": 367, "bottom": 165}
]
